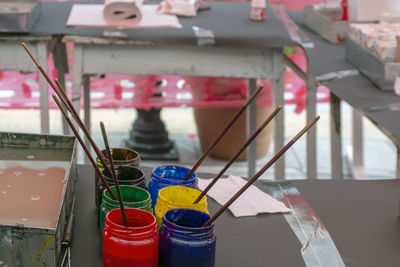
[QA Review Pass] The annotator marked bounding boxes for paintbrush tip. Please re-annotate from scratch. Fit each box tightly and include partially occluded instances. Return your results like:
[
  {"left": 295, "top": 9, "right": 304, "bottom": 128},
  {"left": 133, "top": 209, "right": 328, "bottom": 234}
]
[
  {"left": 255, "top": 84, "right": 264, "bottom": 93},
  {"left": 21, "top": 42, "right": 41, "bottom": 67}
]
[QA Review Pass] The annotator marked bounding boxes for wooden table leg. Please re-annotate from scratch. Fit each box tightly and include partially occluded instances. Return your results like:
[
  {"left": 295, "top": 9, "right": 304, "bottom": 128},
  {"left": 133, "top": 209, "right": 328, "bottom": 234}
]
[
  {"left": 37, "top": 42, "right": 49, "bottom": 134},
  {"left": 306, "top": 59, "right": 317, "bottom": 179},
  {"left": 272, "top": 49, "right": 285, "bottom": 180},
  {"left": 83, "top": 75, "right": 91, "bottom": 150},
  {"left": 71, "top": 44, "right": 83, "bottom": 130},
  {"left": 53, "top": 38, "right": 70, "bottom": 135},
  {"left": 247, "top": 78, "right": 257, "bottom": 178},
  {"left": 330, "top": 93, "right": 343, "bottom": 179}
]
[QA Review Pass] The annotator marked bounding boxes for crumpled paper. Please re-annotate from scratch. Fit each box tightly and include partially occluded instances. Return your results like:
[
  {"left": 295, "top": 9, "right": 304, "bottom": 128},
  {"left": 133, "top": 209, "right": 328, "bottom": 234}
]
[
  {"left": 157, "top": 0, "right": 199, "bottom": 17},
  {"left": 198, "top": 175, "right": 291, "bottom": 217}
]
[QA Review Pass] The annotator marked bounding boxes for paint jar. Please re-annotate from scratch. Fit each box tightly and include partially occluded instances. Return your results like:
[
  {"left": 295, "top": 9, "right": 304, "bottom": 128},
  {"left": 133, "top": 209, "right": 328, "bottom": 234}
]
[
  {"left": 154, "top": 186, "right": 208, "bottom": 228},
  {"left": 159, "top": 208, "right": 216, "bottom": 267},
  {"left": 100, "top": 185, "right": 153, "bottom": 234},
  {"left": 148, "top": 165, "right": 197, "bottom": 209},
  {"left": 103, "top": 208, "right": 159, "bottom": 267},
  {"left": 96, "top": 165, "right": 146, "bottom": 209},
  {"left": 95, "top": 148, "right": 141, "bottom": 207}
]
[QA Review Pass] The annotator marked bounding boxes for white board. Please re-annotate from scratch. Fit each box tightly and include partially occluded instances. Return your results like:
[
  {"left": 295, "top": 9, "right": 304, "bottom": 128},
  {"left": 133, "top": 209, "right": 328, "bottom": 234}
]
[
  {"left": 66, "top": 4, "right": 182, "bottom": 29},
  {"left": 348, "top": 0, "right": 400, "bottom": 21}
]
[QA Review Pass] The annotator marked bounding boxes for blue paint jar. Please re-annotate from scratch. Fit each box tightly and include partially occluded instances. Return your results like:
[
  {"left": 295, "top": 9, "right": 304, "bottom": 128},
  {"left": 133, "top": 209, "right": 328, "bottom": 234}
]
[
  {"left": 148, "top": 165, "right": 197, "bottom": 209},
  {"left": 159, "top": 208, "right": 216, "bottom": 267}
]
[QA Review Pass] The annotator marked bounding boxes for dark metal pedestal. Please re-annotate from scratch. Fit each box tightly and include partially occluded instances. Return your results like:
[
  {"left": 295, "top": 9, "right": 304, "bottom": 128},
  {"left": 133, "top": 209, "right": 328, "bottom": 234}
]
[{"left": 124, "top": 108, "right": 179, "bottom": 160}]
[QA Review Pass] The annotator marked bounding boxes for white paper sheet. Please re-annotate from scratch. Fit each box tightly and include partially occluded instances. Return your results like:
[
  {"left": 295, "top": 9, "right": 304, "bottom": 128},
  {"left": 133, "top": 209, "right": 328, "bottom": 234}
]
[
  {"left": 198, "top": 175, "right": 291, "bottom": 217},
  {"left": 67, "top": 4, "right": 181, "bottom": 29}
]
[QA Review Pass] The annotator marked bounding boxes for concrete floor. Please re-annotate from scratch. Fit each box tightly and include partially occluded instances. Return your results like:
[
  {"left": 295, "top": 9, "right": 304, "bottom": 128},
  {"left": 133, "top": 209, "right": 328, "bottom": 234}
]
[{"left": 0, "top": 102, "right": 397, "bottom": 180}]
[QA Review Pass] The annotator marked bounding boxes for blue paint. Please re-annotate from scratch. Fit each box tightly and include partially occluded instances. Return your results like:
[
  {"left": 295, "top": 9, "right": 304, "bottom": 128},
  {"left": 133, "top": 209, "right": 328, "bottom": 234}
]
[
  {"left": 148, "top": 165, "right": 197, "bottom": 209},
  {"left": 159, "top": 209, "right": 216, "bottom": 267}
]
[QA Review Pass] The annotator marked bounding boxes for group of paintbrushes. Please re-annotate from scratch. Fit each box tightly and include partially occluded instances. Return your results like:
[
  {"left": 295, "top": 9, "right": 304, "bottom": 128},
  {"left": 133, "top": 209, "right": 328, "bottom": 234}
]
[{"left": 21, "top": 42, "right": 319, "bottom": 229}]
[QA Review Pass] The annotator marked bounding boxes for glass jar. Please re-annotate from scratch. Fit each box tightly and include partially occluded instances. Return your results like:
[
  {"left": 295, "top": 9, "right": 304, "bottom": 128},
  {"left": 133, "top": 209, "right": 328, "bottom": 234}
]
[
  {"left": 95, "top": 148, "right": 141, "bottom": 207},
  {"left": 96, "top": 165, "right": 146, "bottom": 209},
  {"left": 100, "top": 185, "right": 153, "bottom": 234},
  {"left": 154, "top": 186, "right": 208, "bottom": 228},
  {"left": 103, "top": 208, "right": 159, "bottom": 267},
  {"left": 148, "top": 165, "right": 197, "bottom": 209},
  {"left": 159, "top": 208, "right": 216, "bottom": 267}
]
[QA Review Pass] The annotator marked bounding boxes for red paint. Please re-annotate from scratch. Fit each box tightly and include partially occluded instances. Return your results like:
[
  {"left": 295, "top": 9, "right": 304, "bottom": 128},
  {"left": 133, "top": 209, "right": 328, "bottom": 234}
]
[
  {"left": 103, "top": 208, "right": 159, "bottom": 267},
  {"left": 341, "top": 0, "right": 348, "bottom": 21},
  {"left": 332, "top": 0, "right": 348, "bottom": 21}
]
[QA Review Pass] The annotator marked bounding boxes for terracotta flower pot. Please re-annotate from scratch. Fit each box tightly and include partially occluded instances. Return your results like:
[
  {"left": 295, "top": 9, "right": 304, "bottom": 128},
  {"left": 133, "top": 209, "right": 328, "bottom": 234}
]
[{"left": 194, "top": 106, "right": 273, "bottom": 161}]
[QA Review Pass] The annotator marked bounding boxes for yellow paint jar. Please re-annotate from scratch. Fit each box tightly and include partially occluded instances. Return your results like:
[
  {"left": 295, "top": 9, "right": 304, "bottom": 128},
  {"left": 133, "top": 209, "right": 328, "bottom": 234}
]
[{"left": 154, "top": 186, "right": 208, "bottom": 228}]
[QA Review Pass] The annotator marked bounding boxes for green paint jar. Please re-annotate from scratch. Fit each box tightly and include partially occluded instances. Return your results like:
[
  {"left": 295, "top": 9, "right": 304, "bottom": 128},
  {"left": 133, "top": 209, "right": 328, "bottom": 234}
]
[
  {"left": 99, "top": 185, "right": 153, "bottom": 234},
  {"left": 95, "top": 148, "right": 141, "bottom": 208}
]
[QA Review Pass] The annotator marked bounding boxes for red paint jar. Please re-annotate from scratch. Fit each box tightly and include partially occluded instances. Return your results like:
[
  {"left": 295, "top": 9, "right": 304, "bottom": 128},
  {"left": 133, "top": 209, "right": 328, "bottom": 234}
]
[{"left": 103, "top": 208, "right": 159, "bottom": 267}]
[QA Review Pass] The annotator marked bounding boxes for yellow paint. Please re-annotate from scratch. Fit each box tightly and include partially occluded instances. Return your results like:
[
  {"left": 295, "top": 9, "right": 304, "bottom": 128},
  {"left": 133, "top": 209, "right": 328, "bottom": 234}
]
[
  {"left": 33, "top": 236, "right": 53, "bottom": 267},
  {"left": 154, "top": 186, "right": 208, "bottom": 229}
]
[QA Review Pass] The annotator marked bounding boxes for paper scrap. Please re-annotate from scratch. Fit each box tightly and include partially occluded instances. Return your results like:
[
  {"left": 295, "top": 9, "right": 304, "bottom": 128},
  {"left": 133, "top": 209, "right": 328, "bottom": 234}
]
[
  {"left": 198, "top": 175, "right": 291, "bottom": 217},
  {"left": 157, "top": 0, "right": 199, "bottom": 17},
  {"left": 395, "top": 77, "right": 400, "bottom": 96}
]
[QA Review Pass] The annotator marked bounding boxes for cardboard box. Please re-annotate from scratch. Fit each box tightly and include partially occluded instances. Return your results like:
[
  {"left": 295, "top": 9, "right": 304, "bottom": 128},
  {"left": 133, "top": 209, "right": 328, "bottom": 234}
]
[
  {"left": 304, "top": 5, "right": 349, "bottom": 43},
  {"left": 346, "top": 38, "right": 400, "bottom": 90}
]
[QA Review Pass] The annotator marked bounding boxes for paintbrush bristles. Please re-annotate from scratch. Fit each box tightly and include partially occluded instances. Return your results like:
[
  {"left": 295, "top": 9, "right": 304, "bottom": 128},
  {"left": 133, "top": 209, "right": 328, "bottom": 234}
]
[
  {"left": 260, "top": 105, "right": 282, "bottom": 129},
  {"left": 292, "top": 115, "right": 320, "bottom": 142},
  {"left": 193, "top": 105, "right": 282, "bottom": 204},
  {"left": 21, "top": 42, "right": 41, "bottom": 67},
  {"left": 244, "top": 84, "right": 264, "bottom": 108}
]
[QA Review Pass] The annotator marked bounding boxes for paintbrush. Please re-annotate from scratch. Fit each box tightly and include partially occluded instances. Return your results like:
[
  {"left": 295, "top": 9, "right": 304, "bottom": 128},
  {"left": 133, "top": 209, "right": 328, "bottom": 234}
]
[
  {"left": 193, "top": 105, "right": 282, "bottom": 204},
  {"left": 21, "top": 42, "right": 118, "bottom": 196},
  {"left": 202, "top": 115, "right": 320, "bottom": 227},
  {"left": 100, "top": 121, "right": 128, "bottom": 226},
  {"left": 183, "top": 84, "right": 264, "bottom": 181},
  {"left": 52, "top": 94, "right": 116, "bottom": 200}
]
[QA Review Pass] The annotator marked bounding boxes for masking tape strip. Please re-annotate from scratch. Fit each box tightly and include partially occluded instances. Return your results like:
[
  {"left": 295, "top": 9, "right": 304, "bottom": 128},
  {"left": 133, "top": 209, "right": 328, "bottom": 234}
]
[
  {"left": 263, "top": 181, "right": 345, "bottom": 267},
  {"left": 271, "top": 4, "right": 314, "bottom": 49},
  {"left": 316, "top": 69, "right": 360, "bottom": 84},
  {"left": 192, "top": 26, "right": 216, "bottom": 46},
  {"left": 364, "top": 102, "right": 400, "bottom": 113}
]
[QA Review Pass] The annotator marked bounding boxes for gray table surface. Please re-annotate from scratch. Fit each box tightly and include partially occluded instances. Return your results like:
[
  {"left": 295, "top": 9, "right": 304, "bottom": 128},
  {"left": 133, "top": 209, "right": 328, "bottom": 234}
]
[
  {"left": 71, "top": 165, "right": 400, "bottom": 266},
  {"left": 27, "top": 2, "right": 296, "bottom": 49}
]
